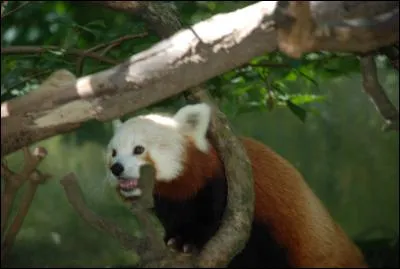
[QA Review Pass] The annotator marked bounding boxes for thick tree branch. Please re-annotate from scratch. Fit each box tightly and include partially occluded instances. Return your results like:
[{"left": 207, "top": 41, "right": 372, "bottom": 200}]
[
  {"left": 274, "top": 1, "right": 399, "bottom": 58},
  {"left": 1, "top": 1, "right": 399, "bottom": 156},
  {"left": 86, "top": 1, "right": 145, "bottom": 15},
  {"left": 360, "top": 56, "right": 399, "bottom": 131},
  {"left": 308, "top": 1, "right": 399, "bottom": 22}
]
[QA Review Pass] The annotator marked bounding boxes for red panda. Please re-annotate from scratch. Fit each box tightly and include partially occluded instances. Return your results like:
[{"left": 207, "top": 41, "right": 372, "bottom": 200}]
[{"left": 106, "top": 103, "right": 367, "bottom": 268}]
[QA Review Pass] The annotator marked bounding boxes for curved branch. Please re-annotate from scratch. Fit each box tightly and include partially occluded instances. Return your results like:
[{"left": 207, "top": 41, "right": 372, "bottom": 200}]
[
  {"left": 60, "top": 167, "right": 196, "bottom": 268},
  {"left": 131, "top": 2, "right": 255, "bottom": 266},
  {"left": 61, "top": 173, "right": 142, "bottom": 251},
  {"left": 186, "top": 90, "right": 254, "bottom": 267},
  {"left": 360, "top": 56, "right": 399, "bottom": 131},
  {"left": 1, "top": 46, "right": 118, "bottom": 65}
]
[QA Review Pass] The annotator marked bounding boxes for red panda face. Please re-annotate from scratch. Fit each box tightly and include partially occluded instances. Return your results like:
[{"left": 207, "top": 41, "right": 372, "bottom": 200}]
[{"left": 106, "top": 103, "right": 212, "bottom": 199}]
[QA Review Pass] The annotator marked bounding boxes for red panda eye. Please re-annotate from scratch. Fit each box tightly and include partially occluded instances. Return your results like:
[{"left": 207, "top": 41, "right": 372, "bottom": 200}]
[
  {"left": 133, "top": 145, "right": 145, "bottom": 155},
  {"left": 111, "top": 149, "right": 117, "bottom": 157}
]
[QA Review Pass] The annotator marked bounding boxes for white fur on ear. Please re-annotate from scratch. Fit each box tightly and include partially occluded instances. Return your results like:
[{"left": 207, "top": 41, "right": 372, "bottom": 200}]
[
  {"left": 173, "top": 103, "right": 211, "bottom": 152},
  {"left": 112, "top": 119, "right": 123, "bottom": 133}
]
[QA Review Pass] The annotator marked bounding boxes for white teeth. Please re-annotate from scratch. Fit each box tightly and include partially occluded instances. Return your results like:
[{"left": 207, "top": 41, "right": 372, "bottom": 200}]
[{"left": 120, "top": 188, "right": 142, "bottom": 198}]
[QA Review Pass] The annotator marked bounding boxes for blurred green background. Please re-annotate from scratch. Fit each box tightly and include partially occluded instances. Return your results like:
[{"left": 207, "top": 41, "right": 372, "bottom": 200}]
[{"left": 1, "top": 1, "right": 398, "bottom": 268}]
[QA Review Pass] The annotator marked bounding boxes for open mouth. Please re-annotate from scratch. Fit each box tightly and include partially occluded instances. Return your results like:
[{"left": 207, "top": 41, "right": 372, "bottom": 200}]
[{"left": 117, "top": 178, "right": 142, "bottom": 199}]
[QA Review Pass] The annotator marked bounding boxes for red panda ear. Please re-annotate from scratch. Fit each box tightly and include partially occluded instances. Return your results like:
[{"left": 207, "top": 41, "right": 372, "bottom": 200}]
[
  {"left": 173, "top": 103, "right": 211, "bottom": 152},
  {"left": 112, "top": 119, "right": 123, "bottom": 133}
]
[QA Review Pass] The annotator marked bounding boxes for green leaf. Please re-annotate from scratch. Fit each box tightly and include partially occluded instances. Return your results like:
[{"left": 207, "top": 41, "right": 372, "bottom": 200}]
[
  {"left": 286, "top": 100, "right": 307, "bottom": 123},
  {"left": 289, "top": 94, "right": 327, "bottom": 105},
  {"left": 296, "top": 68, "right": 318, "bottom": 88},
  {"left": 233, "top": 84, "right": 253, "bottom": 96},
  {"left": 285, "top": 71, "right": 298, "bottom": 81}
]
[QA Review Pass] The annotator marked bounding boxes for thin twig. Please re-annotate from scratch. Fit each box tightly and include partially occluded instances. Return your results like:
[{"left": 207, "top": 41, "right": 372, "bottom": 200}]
[
  {"left": 0, "top": 147, "right": 49, "bottom": 264},
  {"left": 1, "top": 147, "right": 48, "bottom": 233},
  {"left": 1, "top": 147, "right": 44, "bottom": 236},
  {"left": 1, "top": 46, "right": 118, "bottom": 65},
  {"left": 2, "top": 1, "right": 30, "bottom": 19},
  {"left": 360, "top": 56, "right": 399, "bottom": 131},
  {"left": 1, "top": 171, "right": 50, "bottom": 261},
  {"left": 1, "top": 1, "right": 8, "bottom": 17},
  {"left": 6, "top": 69, "right": 53, "bottom": 91},
  {"left": 101, "top": 33, "right": 148, "bottom": 55},
  {"left": 75, "top": 33, "right": 147, "bottom": 75}
]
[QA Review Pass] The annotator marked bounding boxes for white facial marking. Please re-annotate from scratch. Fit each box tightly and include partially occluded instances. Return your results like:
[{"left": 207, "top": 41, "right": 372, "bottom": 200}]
[{"left": 106, "top": 103, "right": 212, "bottom": 185}]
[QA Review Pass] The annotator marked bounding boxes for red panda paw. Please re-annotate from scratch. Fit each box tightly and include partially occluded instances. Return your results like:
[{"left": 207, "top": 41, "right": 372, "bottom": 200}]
[{"left": 166, "top": 237, "right": 197, "bottom": 255}]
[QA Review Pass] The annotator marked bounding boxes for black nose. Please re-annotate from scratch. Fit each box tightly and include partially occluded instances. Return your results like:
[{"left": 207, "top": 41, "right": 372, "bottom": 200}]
[{"left": 110, "top": 162, "right": 124, "bottom": 177}]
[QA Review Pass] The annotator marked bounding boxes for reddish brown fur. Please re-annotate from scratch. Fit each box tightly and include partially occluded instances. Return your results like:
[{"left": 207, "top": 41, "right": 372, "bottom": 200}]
[
  {"left": 154, "top": 136, "right": 367, "bottom": 268},
  {"left": 154, "top": 138, "right": 224, "bottom": 200},
  {"left": 241, "top": 137, "right": 367, "bottom": 267}
]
